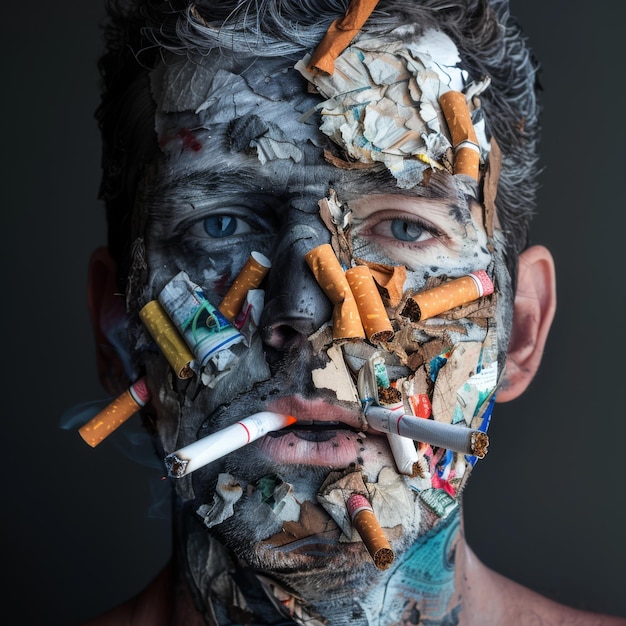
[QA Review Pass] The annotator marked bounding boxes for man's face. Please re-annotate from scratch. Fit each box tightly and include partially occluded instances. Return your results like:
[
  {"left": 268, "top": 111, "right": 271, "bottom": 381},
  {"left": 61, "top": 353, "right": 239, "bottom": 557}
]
[{"left": 128, "top": 49, "right": 512, "bottom": 591}]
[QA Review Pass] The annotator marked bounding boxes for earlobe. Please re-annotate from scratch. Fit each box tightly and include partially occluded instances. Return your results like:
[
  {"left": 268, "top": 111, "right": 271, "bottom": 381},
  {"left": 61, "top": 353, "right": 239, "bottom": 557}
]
[
  {"left": 496, "top": 245, "right": 556, "bottom": 403},
  {"left": 87, "top": 246, "right": 132, "bottom": 395}
]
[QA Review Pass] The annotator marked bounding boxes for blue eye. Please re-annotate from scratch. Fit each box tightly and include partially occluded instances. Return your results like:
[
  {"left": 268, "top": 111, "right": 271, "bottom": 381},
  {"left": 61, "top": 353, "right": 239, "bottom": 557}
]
[
  {"left": 390, "top": 219, "right": 424, "bottom": 242},
  {"left": 203, "top": 216, "right": 251, "bottom": 238}
]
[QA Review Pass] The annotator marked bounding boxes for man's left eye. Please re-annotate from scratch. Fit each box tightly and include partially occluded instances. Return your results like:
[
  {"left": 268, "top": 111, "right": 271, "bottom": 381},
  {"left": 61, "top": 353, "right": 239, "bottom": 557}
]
[
  {"left": 203, "top": 215, "right": 252, "bottom": 238},
  {"left": 372, "top": 218, "right": 430, "bottom": 243},
  {"left": 389, "top": 219, "right": 425, "bottom": 242}
]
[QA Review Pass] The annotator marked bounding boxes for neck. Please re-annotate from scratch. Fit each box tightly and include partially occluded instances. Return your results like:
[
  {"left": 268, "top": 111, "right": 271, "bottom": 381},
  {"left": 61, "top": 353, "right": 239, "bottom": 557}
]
[{"left": 180, "top": 506, "right": 468, "bottom": 625}]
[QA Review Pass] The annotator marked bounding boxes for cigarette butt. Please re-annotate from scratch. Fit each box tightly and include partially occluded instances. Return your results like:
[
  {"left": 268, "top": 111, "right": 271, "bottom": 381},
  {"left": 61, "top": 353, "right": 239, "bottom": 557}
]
[
  {"left": 79, "top": 377, "right": 150, "bottom": 448},
  {"left": 305, "top": 244, "right": 365, "bottom": 341},
  {"left": 401, "top": 270, "right": 493, "bottom": 322},
  {"left": 346, "top": 493, "right": 394, "bottom": 570},
  {"left": 139, "top": 300, "right": 195, "bottom": 379},
  {"left": 353, "top": 260, "right": 406, "bottom": 307},
  {"left": 218, "top": 251, "right": 271, "bottom": 323},
  {"left": 439, "top": 90, "right": 480, "bottom": 180},
  {"left": 345, "top": 265, "right": 394, "bottom": 343},
  {"left": 307, "top": 0, "right": 380, "bottom": 75},
  {"left": 386, "top": 432, "right": 420, "bottom": 477}
]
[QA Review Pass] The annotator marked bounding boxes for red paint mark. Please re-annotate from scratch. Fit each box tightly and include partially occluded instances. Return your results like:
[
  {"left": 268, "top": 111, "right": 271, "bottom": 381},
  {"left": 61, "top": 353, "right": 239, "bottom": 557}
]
[
  {"left": 176, "top": 128, "right": 202, "bottom": 152},
  {"left": 158, "top": 128, "right": 203, "bottom": 152}
]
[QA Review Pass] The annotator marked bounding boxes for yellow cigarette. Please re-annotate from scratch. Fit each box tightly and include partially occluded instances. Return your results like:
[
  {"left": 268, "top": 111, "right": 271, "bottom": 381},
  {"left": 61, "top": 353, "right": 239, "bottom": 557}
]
[
  {"left": 79, "top": 378, "right": 150, "bottom": 448},
  {"left": 439, "top": 90, "right": 480, "bottom": 180},
  {"left": 218, "top": 251, "right": 271, "bottom": 323},
  {"left": 139, "top": 300, "right": 195, "bottom": 379},
  {"left": 347, "top": 493, "right": 394, "bottom": 570},
  {"left": 345, "top": 265, "right": 394, "bottom": 343},
  {"left": 401, "top": 270, "right": 493, "bottom": 322},
  {"left": 305, "top": 244, "right": 365, "bottom": 340}
]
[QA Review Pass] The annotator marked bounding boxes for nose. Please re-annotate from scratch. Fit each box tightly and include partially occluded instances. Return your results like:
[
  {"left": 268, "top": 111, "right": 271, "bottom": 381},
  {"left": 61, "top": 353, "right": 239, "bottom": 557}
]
[{"left": 260, "top": 223, "right": 333, "bottom": 351}]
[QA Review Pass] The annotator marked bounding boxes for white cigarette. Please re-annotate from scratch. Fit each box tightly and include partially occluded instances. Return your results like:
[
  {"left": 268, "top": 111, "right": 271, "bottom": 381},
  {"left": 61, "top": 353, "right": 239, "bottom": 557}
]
[
  {"left": 366, "top": 406, "right": 489, "bottom": 458},
  {"left": 386, "top": 432, "right": 420, "bottom": 476},
  {"left": 165, "top": 411, "right": 297, "bottom": 478}
]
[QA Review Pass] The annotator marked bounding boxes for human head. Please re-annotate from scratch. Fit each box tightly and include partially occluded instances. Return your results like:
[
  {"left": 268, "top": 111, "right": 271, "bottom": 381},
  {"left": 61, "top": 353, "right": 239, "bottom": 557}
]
[{"left": 88, "top": 0, "right": 555, "bottom": 620}]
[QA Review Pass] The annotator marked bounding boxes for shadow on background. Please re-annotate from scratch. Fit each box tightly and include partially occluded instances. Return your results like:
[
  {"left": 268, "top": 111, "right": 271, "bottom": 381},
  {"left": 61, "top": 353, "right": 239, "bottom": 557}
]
[{"left": 1, "top": 1, "right": 624, "bottom": 623}]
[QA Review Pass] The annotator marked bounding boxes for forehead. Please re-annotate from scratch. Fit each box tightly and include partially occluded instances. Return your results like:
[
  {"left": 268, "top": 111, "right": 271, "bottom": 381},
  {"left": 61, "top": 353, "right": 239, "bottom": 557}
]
[{"left": 149, "top": 51, "right": 475, "bottom": 207}]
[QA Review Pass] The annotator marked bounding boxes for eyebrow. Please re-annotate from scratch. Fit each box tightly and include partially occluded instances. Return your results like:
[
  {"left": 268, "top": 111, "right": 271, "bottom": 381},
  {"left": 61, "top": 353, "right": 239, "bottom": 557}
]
[{"left": 153, "top": 169, "right": 265, "bottom": 196}]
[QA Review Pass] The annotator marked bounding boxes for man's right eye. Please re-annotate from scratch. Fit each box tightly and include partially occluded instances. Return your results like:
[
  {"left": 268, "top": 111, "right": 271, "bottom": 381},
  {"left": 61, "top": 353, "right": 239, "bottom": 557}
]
[{"left": 202, "top": 215, "right": 252, "bottom": 238}]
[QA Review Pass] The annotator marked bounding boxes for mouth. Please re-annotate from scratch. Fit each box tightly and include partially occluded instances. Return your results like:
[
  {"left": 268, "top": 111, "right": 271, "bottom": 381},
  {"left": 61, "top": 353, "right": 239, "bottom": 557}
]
[{"left": 259, "top": 396, "right": 384, "bottom": 467}]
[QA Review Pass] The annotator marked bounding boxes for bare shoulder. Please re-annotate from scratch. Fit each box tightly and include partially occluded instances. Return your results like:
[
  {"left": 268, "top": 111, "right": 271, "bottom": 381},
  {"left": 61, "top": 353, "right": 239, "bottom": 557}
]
[{"left": 459, "top": 546, "right": 626, "bottom": 626}]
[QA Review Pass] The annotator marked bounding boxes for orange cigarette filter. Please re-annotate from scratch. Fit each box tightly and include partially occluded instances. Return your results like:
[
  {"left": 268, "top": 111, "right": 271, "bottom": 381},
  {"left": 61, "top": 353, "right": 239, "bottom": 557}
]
[
  {"left": 308, "top": 0, "right": 380, "bottom": 75},
  {"left": 139, "top": 300, "right": 195, "bottom": 379},
  {"left": 439, "top": 90, "right": 480, "bottom": 181},
  {"left": 218, "top": 251, "right": 271, "bottom": 322},
  {"left": 345, "top": 265, "right": 394, "bottom": 343},
  {"left": 305, "top": 244, "right": 365, "bottom": 340},
  {"left": 401, "top": 270, "right": 493, "bottom": 322},
  {"left": 79, "top": 378, "right": 151, "bottom": 448},
  {"left": 347, "top": 493, "right": 394, "bottom": 570}
]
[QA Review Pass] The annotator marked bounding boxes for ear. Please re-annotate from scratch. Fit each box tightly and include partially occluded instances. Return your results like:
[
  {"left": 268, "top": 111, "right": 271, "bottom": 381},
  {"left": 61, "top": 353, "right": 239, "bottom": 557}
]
[
  {"left": 496, "top": 245, "right": 556, "bottom": 403},
  {"left": 87, "top": 246, "right": 131, "bottom": 395}
]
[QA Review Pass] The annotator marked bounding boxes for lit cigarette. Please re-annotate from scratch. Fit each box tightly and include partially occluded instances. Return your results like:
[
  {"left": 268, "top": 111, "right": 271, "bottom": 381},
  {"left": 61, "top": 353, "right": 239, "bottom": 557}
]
[
  {"left": 218, "top": 251, "right": 271, "bottom": 323},
  {"left": 440, "top": 90, "right": 480, "bottom": 180},
  {"left": 79, "top": 377, "right": 150, "bottom": 448},
  {"left": 304, "top": 244, "right": 365, "bottom": 341},
  {"left": 346, "top": 493, "right": 394, "bottom": 570},
  {"left": 345, "top": 265, "right": 394, "bottom": 343},
  {"left": 139, "top": 300, "right": 195, "bottom": 379},
  {"left": 401, "top": 270, "right": 493, "bottom": 322},
  {"left": 164, "top": 412, "right": 297, "bottom": 478},
  {"left": 366, "top": 405, "right": 489, "bottom": 458}
]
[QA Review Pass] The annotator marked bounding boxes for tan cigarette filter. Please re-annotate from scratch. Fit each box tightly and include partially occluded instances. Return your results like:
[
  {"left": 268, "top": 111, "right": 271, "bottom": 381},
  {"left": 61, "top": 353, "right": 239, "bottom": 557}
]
[
  {"left": 218, "top": 251, "right": 271, "bottom": 322},
  {"left": 305, "top": 244, "right": 365, "bottom": 340},
  {"left": 139, "top": 300, "right": 194, "bottom": 379},
  {"left": 307, "top": 0, "right": 380, "bottom": 75},
  {"left": 439, "top": 90, "right": 480, "bottom": 180},
  {"left": 79, "top": 389, "right": 140, "bottom": 448},
  {"left": 345, "top": 265, "right": 394, "bottom": 343},
  {"left": 401, "top": 271, "right": 493, "bottom": 322},
  {"left": 347, "top": 493, "right": 394, "bottom": 570}
]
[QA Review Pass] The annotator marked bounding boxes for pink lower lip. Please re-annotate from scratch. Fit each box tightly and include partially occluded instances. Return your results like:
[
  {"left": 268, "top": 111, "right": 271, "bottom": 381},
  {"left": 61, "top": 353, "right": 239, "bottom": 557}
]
[{"left": 257, "top": 430, "right": 365, "bottom": 467}]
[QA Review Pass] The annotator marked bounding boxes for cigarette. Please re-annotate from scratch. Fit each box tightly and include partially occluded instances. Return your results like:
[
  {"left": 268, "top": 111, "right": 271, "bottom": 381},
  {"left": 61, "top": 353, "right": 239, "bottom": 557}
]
[
  {"left": 401, "top": 270, "right": 493, "bottom": 322},
  {"left": 346, "top": 493, "right": 394, "bottom": 570},
  {"left": 218, "top": 251, "right": 271, "bottom": 323},
  {"left": 79, "top": 377, "right": 150, "bottom": 448},
  {"left": 366, "top": 405, "right": 489, "bottom": 458},
  {"left": 345, "top": 265, "right": 394, "bottom": 343},
  {"left": 386, "top": 432, "right": 420, "bottom": 477},
  {"left": 164, "top": 412, "right": 297, "bottom": 478},
  {"left": 439, "top": 90, "right": 481, "bottom": 180},
  {"left": 307, "top": 0, "right": 380, "bottom": 75},
  {"left": 139, "top": 300, "right": 195, "bottom": 379},
  {"left": 304, "top": 244, "right": 365, "bottom": 341}
]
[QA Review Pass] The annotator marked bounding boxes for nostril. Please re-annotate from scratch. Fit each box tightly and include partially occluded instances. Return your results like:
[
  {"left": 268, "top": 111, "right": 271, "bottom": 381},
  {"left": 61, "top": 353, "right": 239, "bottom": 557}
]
[{"left": 262, "top": 322, "right": 309, "bottom": 351}]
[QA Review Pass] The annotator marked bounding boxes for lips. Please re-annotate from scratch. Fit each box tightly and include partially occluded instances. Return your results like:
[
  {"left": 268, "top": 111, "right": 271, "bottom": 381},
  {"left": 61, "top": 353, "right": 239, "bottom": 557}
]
[{"left": 257, "top": 396, "right": 376, "bottom": 467}]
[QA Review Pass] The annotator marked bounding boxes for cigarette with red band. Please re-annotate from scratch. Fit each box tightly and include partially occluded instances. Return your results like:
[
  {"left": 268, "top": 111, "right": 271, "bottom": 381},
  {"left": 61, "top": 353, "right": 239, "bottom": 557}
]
[
  {"left": 164, "top": 411, "right": 297, "bottom": 478},
  {"left": 366, "top": 405, "right": 489, "bottom": 458},
  {"left": 79, "top": 377, "right": 150, "bottom": 448},
  {"left": 347, "top": 493, "right": 394, "bottom": 570},
  {"left": 401, "top": 270, "right": 493, "bottom": 322}
]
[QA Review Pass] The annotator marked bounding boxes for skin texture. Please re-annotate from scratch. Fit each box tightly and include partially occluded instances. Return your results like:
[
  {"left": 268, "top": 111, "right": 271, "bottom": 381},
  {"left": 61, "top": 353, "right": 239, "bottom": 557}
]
[{"left": 83, "top": 30, "right": 625, "bottom": 626}]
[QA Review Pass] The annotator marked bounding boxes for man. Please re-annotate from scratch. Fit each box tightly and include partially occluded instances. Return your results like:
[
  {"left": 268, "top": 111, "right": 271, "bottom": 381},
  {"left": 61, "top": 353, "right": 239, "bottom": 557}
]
[{"left": 81, "top": 0, "right": 624, "bottom": 624}]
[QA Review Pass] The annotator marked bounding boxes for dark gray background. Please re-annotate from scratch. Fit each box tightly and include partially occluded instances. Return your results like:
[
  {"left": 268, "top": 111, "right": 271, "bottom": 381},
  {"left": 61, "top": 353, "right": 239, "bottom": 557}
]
[{"left": 2, "top": 1, "right": 624, "bottom": 623}]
